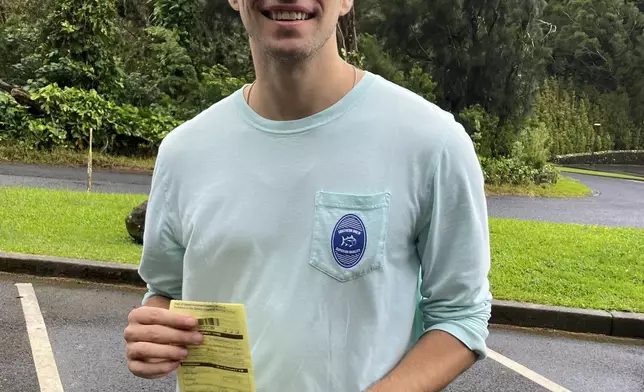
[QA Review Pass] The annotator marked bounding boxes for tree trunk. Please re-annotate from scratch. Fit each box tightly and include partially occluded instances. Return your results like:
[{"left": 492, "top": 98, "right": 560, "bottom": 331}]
[
  {"left": 337, "top": 7, "right": 358, "bottom": 54},
  {"left": 0, "top": 79, "right": 44, "bottom": 115},
  {"left": 0, "top": 0, "right": 6, "bottom": 25},
  {"left": 0, "top": 79, "right": 13, "bottom": 93}
]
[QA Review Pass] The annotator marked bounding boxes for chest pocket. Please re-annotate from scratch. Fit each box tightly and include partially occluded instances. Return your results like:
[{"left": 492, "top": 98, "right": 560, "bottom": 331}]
[{"left": 309, "top": 191, "right": 391, "bottom": 283}]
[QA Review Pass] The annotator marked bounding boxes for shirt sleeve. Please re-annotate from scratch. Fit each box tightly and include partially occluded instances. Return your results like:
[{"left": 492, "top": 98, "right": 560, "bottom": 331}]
[
  {"left": 415, "top": 121, "right": 493, "bottom": 359},
  {"left": 137, "top": 139, "right": 185, "bottom": 305}
]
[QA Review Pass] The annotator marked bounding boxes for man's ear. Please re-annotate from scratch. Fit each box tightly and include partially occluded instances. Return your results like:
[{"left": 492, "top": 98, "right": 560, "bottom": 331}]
[
  {"left": 339, "top": 0, "right": 354, "bottom": 17},
  {"left": 228, "top": 0, "right": 240, "bottom": 11}
]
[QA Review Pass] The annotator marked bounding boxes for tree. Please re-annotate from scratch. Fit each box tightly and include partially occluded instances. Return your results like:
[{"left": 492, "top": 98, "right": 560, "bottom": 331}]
[
  {"left": 542, "top": 0, "right": 644, "bottom": 149},
  {"left": 338, "top": 8, "right": 359, "bottom": 55},
  {"left": 543, "top": 0, "right": 644, "bottom": 92},
  {"left": 151, "top": 0, "right": 203, "bottom": 47},
  {"left": 35, "top": 0, "right": 123, "bottom": 94},
  {"left": 151, "top": 0, "right": 253, "bottom": 79},
  {"left": 363, "top": 0, "right": 549, "bottom": 156}
]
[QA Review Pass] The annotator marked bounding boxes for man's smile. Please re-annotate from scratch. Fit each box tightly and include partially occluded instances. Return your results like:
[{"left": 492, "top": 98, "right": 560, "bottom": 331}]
[{"left": 260, "top": 4, "right": 317, "bottom": 25}]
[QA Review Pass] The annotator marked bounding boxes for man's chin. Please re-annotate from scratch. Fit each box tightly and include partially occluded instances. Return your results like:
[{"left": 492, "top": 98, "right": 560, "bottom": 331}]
[{"left": 265, "top": 46, "right": 312, "bottom": 63}]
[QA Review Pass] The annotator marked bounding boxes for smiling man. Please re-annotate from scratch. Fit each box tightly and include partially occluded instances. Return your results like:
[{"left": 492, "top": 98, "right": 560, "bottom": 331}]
[{"left": 123, "top": 1, "right": 493, "bottom": 391}]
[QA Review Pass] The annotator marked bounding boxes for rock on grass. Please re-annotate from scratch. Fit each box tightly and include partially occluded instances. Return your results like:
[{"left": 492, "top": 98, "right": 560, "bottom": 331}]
[{"left": 126, "top": 200, "right": 147, "bottom": 244}]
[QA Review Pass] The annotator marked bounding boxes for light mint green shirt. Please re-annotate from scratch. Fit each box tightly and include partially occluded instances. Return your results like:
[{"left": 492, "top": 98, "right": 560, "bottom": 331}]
[{"left": 138, "top": 71, "right": 492, "bottom": 391}]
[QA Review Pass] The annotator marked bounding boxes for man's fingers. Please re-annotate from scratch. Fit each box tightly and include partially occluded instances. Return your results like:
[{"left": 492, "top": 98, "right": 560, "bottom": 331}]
[
  {"left": 124, "top": 324, "right": 204, "bottom": 346},
  {"left": 128, "top": 359, "right": 181, "bottom": 379},
  {"left": 127, "top": 342, "right": 189, "bottom": 362},
  {"left": 129, "top": 306, "right": 198, "bottom": 329},
  {"left": 124, "top": 306, "right": 203, "bottom": 379}
]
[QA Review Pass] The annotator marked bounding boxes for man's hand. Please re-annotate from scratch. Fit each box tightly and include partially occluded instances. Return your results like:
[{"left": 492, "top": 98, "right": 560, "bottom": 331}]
[{"left": 124, "top": 304, "right": 204, "bottom": 379}]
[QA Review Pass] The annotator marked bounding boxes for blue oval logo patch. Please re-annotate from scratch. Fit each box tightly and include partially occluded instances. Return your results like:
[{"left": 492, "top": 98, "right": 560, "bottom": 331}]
[{"left": 332, "top": 214, "right": 367, "bottom": 269}]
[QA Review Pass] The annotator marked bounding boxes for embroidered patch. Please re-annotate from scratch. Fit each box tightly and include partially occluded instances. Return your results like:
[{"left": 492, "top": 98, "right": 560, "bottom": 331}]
[{"left": 331, "top": 214, "right": 367, "bottom": 269}]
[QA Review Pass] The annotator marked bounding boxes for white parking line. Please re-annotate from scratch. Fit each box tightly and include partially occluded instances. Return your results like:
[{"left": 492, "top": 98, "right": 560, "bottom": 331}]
[
  {"left": 488, "top": 349, "right": 570, "bottom": 392},
  {"left": 15, "top": 283, "right": 65, "bottom": 392}
]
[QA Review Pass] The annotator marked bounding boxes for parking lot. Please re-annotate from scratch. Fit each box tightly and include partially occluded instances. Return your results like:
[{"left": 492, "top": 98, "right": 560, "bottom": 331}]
[{"left": 1, "top": 272, "right": 643, "bottom": 392}]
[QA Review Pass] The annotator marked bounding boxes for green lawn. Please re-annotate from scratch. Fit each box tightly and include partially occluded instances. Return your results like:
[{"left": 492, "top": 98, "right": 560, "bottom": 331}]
[
  {"left": 1, "top": 186, "right": 642, "bottom": 312},
  {"left": 490, "top": 219, "right": 644, "bottom": 313},
  {"left": 0, "top": 187, "right": 147, "bottom": 263},
  {"left": 485, "top": 176, "right": 592, "bottom": 198},
  {"left": 558, "top": 166, "right": 644, "bottom": 181}
]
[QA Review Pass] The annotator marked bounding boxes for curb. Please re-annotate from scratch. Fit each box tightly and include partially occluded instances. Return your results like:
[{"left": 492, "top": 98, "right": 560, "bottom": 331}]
[
  {"left": 490, "top": 300, "right": 643, "bottom": 339},
  {"left": 1, "top": 252, "right": 642, "bottom": 340},
  {"left": 0, "top": 251, "right": 144, "bottom": 286}
]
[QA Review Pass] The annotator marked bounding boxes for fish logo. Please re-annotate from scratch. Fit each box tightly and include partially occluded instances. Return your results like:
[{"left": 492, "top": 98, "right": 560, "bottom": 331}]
[
  {"left": 341, "top": 235, "right": 357, "bottom": 247},
  {"left": 331, "top": 214, "right": 367, "bottom": 269}
]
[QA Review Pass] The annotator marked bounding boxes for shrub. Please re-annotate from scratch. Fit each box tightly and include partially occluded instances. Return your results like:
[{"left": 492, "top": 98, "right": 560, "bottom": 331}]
[
  {"left": 401, "top": 65, "right": 437, "bottom": 103},
  {"left": 5, "top": 84, "right": 181, "bottom": 154},
  {"left": 533, "top": 164, "right": 559, "bottom": 185},
  {"left": 479, "top": 156, "right": 559, "bottom": 186},
  {"left": 554, "top": 150, "right": 644, "bottom": 165},
  {"left": 459, "top": 105, "right": 499, "bottom": 158},
  {"left": 511, "top": 117, "right": 551, "bottom": 169},
  {"left": 200, "top": 64, "right": 247, "bottom": 108},
  {"left": 0, "top": 94, "right": 29, "bottom": 139}
]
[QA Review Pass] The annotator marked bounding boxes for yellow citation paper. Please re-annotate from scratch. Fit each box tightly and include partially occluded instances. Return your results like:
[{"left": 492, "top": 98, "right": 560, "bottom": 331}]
[{"left": 169, "top": 300, "right": 256, "bottom": 392}]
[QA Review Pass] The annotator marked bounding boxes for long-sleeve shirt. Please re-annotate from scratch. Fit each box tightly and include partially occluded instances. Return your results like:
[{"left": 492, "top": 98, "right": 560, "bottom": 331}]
[{"left": 138, "top": 71, "right": 493, "bottom": 392}]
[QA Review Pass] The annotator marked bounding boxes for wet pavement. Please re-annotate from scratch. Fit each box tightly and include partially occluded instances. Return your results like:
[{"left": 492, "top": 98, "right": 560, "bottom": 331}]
[
  {"left": 2, "top": 162, "right": 643, "bottom": 228},
  {"left": 1, "top": 272, "right": 643, "bottom": 392},
  {"left": 487, "top": 173, "right": 644, "bottom": 228}
]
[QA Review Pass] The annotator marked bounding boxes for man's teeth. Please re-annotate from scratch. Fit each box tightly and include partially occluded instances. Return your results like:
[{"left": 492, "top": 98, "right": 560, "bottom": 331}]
[{"left": 270, "top": 11, "right": 311, "bottom": 21}]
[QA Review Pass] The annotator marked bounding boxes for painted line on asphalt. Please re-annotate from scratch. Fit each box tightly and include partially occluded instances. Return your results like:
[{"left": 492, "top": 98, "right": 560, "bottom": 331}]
[
  {"left": 627, "top": 179, "right": 644, "bottom": 185},
  {"left": 488, "top": 349, "right": 570, "bottom": 392},
  {"left": 15, "top": 283, "right": 65, "bottom": 392}
]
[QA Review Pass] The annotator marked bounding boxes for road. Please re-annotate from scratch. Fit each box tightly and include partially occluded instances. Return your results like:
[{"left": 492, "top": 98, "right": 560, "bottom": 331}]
[
  {"left": 0, "top": 163, "right": 151, "bottom": 195},
  {"left": 1, "top": 272, "right": 643, "bottom": 392},
  {"left": 1, "top": 162, "right": 643, "bottom": 228},
  {"left": 487, "top": 173, "right": 644, "bottom": 228}
]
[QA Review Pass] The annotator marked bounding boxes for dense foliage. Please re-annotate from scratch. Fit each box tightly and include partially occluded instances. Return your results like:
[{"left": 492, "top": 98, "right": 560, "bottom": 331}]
[
  {"left": 0, "top": 84, "right": 180, "bottom": 154},
  {"left": 35, "top": 0, "right": 123, "bottom": 93},
  {"left": 1, "top": 0, "right": 643, "bottom": 185},
  {"left": 356, "top": 0, "right": 644, "bottom": 162}
]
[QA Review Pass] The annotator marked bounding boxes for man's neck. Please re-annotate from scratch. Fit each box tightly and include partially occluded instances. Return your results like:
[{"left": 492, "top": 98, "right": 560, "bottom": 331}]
[{"left": 246, "top": 41, "right": 362, "bottom": 121}]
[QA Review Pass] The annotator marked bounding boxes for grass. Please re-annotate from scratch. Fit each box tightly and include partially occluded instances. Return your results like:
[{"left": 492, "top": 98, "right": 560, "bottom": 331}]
[
  {"left": 0, "top": 142, "right": 156, "bottom": 173},
  {"left": 558, "top": 166, "right": 644, "bottom": 181},
  {"left": 0, "top": 187, "right": 147, "bottom": 263},
  {"left": 1, "top": 186, "right": 643, "bottom": 313},
  {"left": 490, "top": 218, "right": 644, "bottom": 313},
  {"left": 485, "top": 176, "right": 592, "bottom": 198}
]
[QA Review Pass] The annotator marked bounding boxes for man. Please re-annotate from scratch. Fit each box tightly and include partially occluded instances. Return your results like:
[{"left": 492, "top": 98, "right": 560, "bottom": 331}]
[{"left": 124, "top": 0, "right": 493, "bottom": 391}]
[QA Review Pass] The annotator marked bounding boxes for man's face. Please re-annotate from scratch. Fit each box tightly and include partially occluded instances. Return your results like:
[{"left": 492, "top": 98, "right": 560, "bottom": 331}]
[{"left": 229, "top": 0, "right": 353, "bottom": 62}]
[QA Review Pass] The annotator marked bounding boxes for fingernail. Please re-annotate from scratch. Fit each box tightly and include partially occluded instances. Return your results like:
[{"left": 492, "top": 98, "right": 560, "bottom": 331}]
[
  {"left": 192, "top": 333, "right": 203, "bottom": 345},
  {"left": 180, "top": 349, "right": 189, "bottom": 358},
  {"left": 185, "top": 317, "right": 197, "bottom": 327}
]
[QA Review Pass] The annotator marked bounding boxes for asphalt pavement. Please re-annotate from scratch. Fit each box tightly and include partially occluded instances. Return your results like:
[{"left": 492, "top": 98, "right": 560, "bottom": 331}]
[
  {"left": 1, "top": 162, "right": 643, "bottom": 228},
  {"left": 1, "top": 272, "right": 643, "bottom": 392},
  {"left": 0, "top": 163, "right": 151, "bottom": 194},
  {"left": 487, "top": 173, "right": 644, "bottom": 228}
]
